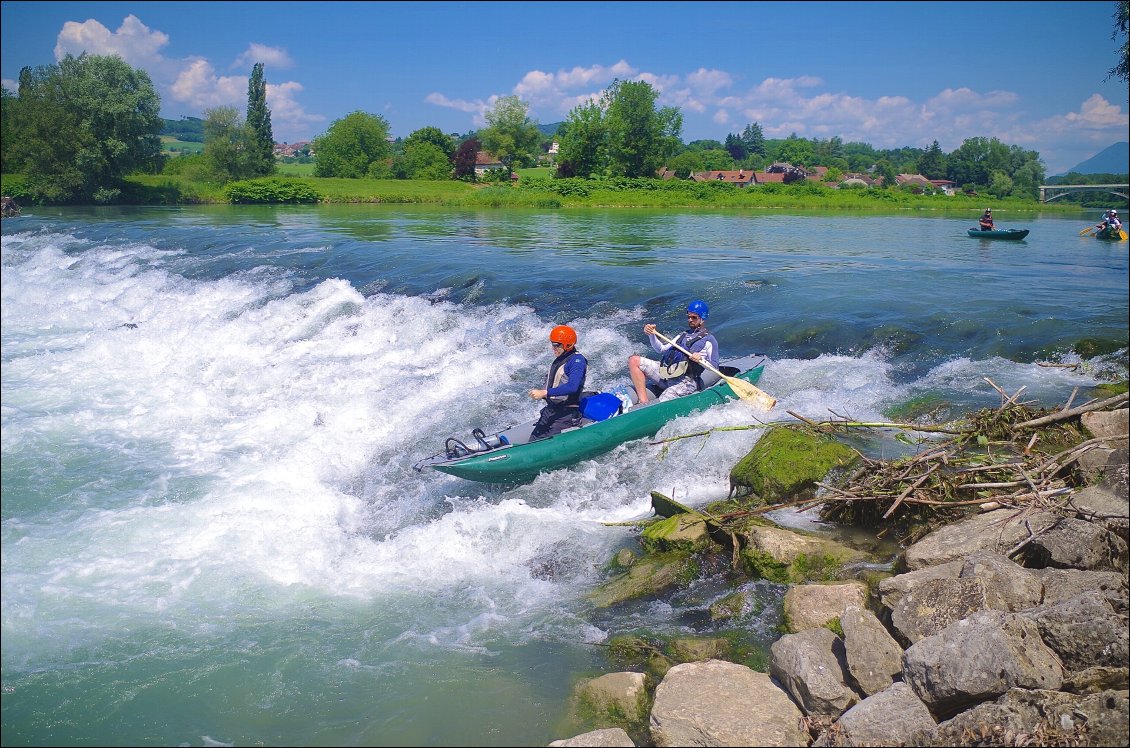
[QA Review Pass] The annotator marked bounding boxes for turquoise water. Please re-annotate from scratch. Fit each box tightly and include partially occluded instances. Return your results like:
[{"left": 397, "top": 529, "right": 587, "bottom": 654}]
[{"left": 2, "top": 206, "right": 1127, "bottom": 746}]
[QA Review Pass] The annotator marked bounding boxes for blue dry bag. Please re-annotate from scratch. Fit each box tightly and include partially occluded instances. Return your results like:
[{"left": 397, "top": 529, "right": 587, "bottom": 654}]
[{"left": 580, "top": 392, "right": 623, "bottom": 422}]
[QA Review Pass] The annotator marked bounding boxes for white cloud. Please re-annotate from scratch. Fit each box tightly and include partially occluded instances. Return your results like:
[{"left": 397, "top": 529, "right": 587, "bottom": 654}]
[
  {"left": 54, "top": 14, "right": 169, "bottom": 66},
  {"left": 48, "top": 14, "right": 322, "bottom": 143},
  {"left": 233, "top": 43, "right": 294, "bottom": 71}
]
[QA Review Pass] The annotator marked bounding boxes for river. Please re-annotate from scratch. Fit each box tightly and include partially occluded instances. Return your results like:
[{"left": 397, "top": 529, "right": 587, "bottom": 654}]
[{"left": 2, "top": 206, "right": 1127, "bottom": 746}]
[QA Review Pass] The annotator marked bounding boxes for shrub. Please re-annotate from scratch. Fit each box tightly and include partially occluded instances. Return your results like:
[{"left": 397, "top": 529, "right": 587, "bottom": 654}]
[{"left": 225, "top": 177, "right": 322, "bottom": 204}]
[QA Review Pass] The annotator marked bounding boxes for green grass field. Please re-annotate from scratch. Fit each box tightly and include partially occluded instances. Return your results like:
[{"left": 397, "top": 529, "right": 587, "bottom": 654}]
[
  {"left": 276, "top": 162, "right": 317, "bottom": 176},
  {"left": 160, "top": 136, "right": 203, "bottom": 155}
]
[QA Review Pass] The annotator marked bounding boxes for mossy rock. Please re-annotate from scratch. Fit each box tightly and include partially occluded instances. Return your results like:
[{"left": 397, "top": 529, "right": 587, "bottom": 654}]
[
  {"left": 1074, "top": 337, "right": 1125, "bottom": 358},
  {"left": 588, "top": 551, "right": 701, "bottom": 608},
  {"left": 885, "top": 392, "right": 952, "bottom": 422},
  {"left": 640, "top": 513, "right": 713, "bottom": 554},
  {"left": 1093, "top": 380, "right": 1129, "bottom": 397},
  {"left": 739, "top": 524, "right": 868, "bottom": 584},
  {"left": 729, "top": 425, "right": 860, "bottom": 502}
]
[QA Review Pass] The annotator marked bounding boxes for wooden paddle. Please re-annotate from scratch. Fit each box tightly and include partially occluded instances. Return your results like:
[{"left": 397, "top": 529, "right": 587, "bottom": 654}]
[
  {"left": 1080, "top": 225, "right": 1100, "bottom": 236},
  {"left": 1119, "top": 229, "right": 1128, "bottom": 241},
  {"left": 653, "top": 331, "right": 777, "bottom": 410}
]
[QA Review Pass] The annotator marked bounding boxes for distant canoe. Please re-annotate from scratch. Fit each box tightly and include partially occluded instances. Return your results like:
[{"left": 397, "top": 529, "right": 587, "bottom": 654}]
[
  {"left": 968, "top": 228, "right": 1029, "bottom": 240},
  {"left": 1094, "top": 226, "right": 1128, "bottom": 241}
]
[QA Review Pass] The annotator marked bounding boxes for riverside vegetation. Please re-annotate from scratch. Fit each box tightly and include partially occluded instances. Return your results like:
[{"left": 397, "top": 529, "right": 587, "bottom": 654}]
[{"left": 547, "top": 379, "right": 1129, "bottom": 747}]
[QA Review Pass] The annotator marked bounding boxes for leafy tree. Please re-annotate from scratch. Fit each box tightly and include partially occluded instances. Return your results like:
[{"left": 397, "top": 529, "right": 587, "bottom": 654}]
[
  {"left": 478, "top": 95, "right": 542, "bottom": 179},
  {"left": 686, "top": 139, "right": 725, "bottom": 151},
  {"left": 988, "top": 170, "right": 1014, "bottom": 199},
  {"left": 555, "top": 100, "right": 605, "bottom": 179},
  {"left": 946, "top": 136, "right": 1014, "bottom": 188},
  {"left": 312, "top": 111, "right": 392, "bottom": 178},
  {"left": 245, "top": 63, "right": 275, "bottom": 177},
  {"left": 4, "top": 54, "right": 162, "bottom": 202},
  {"left": 775, "top": 134, "right": 814, "bottom": 167},
  {"left": 203, "top": 106, "right": 254, "bottom": 182},
  {"left": 602, "top": 79, "right": 681, "bottom": 178},
  {"left": 403, "top": 126, "right": 455, "bottom": 159},
  {"left": 741, "top": 123, "right": 766, "bottom": 157},
  {"left": 395, "top": 141, "right": 452, "bottom": 180},
  {"left": 699, "top": 149, "right": 736, "bottom": 170},
  {"left": 453, "top": 136, "right": 480, "bottom": 181},
  {"left": 917, "top": 140, "right": 947, "bottom": 179},
  {"left": 668, "top": 150, "right": 705, "bottom": 178},
  {"left": 1109, "top": 0, "right": 1129, "bottom": 85},
  {"left": 874, "top": 158, "right": 897, "bottom": 188}
]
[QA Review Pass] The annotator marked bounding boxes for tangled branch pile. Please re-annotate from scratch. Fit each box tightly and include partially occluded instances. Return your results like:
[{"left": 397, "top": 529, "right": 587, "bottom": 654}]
[{"left": 798, "top": 383, "right": 1128, "bottom": 544}]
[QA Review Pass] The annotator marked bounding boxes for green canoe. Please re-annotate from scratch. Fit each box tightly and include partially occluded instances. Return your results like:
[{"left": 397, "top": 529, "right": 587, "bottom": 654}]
[
  {"left": 414, "top": 355, "right": 768, "bottom": 482},
  {"left": 967, "top": 228, "right": 1029, "bottom": 240}
]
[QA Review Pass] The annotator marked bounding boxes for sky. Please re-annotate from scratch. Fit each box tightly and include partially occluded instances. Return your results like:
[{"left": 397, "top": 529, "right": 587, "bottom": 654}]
[{"left": 2, "top": 1, "right": 1128, "bottom": 174}]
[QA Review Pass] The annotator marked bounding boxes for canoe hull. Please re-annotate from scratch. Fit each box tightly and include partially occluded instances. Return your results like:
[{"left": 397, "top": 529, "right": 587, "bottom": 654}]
[
  {"left": 425, "top": 357, "right": 767, "bottom": 482},
  {"left": 1095, "top": 227, "right": 1128, "bottom": 241},
  {"left": 968, "top": 228, "right": 1029, "bottom": 240}
]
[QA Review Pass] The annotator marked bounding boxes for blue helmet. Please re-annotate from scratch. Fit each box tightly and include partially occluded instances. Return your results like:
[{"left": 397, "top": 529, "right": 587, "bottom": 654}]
[{"left": 687, "top": 299, "right": 709, "bottom": 320}]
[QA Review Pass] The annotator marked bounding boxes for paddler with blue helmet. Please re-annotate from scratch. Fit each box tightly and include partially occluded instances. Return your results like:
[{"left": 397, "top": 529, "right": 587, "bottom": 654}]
[{"left": 628, "top": 300, "right": 720, "bottom": 405}]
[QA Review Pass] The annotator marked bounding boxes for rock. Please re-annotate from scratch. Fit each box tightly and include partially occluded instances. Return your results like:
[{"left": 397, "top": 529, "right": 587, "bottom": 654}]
[
  {"left": 889, "top": 577, "right": 990, "bottom": 644},
  {"left": 1081, "top": 408, "right": 1129, "bottom": 440},
  {"left": 588, "top": 551, "right": 700, "bottom": 608},
  {"left": 1060, "top": 665, "right": 1129, "bottom": 694},
  {"left": 930, "top": 687, "right": 1130, "bottom": 748},
  {"left": 1023, "top": 591, "right": 1130, "bottom": 671},
  {"left": 1030, "top": 567, "right": 1127, "bottom": 611},
  {"left": 783, "top": 581, "right": 868, "bottom": 633},
  {"left": 729, "top": 425, "right": 858, "bottom": 502},
  {"left": 548, "top": 727, "right": 635, "bottom": 747},
  {"left": 1071, "top": 484, "right": 1129, "bottom": 540},
  {"left": 1019, "top": 516, "right": 1128, "bottom": 572},
  {"left": 740, "top": 524, "right": 866, "bottom": 584},
  {"left": 571, "top": 671, "right": 649, "bottom": 727},
  {"left": 902, "top": 508, "right": 1059, "bottom": 570},
  {"left": 669, "top": 637, "right": 730, "bottom": 663},
  {"left": 902, "top": 610, "right": 1063, "bottom": 717},
  {"left": 769, "top": 627, "right": 859, "bottom": 717},
  {"left": 640, "top": 513, "right": 713, "bottom": 554},
  {"left": 813, "top": 682, "right": 936, "bottom": 747},
  {"left": 649, "top": 659, "right": 807, "bottom": 747},
  {"left": 959, "top": 551, "right": 1043, "bottom": 612},
  {"left": 840, "top": 604, "right": 904, "bottom": 696},
  {"left": 877, "top": 559, "right": 964, "bottom": 613}
]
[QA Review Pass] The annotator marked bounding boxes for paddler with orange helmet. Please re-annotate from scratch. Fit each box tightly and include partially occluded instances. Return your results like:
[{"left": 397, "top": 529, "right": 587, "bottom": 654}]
[{"left": 528, "top": 325, "right": 588, "bottom": 440}]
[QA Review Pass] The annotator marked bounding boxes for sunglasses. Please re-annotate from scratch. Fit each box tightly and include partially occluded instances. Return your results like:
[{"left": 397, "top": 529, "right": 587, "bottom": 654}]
[{"left": 551, "top": 342, "right": 564, "bottom": 349}]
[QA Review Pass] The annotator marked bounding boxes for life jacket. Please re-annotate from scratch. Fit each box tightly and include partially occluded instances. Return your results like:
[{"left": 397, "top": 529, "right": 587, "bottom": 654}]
[
  {"left": 545, "top": 350, "right": 587, "bottom": 407},
  {"left": 658, "top": 329, "right": 715, "bottom": 387}
]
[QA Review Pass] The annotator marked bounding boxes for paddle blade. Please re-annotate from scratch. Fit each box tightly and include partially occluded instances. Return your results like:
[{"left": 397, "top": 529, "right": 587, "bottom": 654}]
[
  {"left": 1079, "top": 226, "right": 1096, "bottom": 236},
  {"left": 1120, "top": 230, "right": 1128, "bottom": 241},
  {"left": 723, "top": 375, "right": 777, "bottom": 410}
]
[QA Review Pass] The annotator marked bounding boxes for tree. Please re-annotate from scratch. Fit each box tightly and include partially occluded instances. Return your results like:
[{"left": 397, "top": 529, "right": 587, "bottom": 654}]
[
  {"left": 555, "top": 100, "right": 605, "bottom": 179},
  {"left": 776, "top": 134, "right": 814, "bottom": 167},
  {"left": 4, "top": 54, "right": 162, "bottom": 202},
  {"left": 741, "top": 123, "right": 766, "bottom": 157},
  {"left": 312, "top": 111, "right": 392, "bottom": 178},
  {"left": 203, "top": 106, "right": 254, "bottom": 182},
  {"left": 245, "top": 63, "right": 275, "bottom": 177},
  {"left": 395, "top": 141, "right": 452, "bottom": 180},
  {"left": 602, "top": 79, "right": 681, "bottom": 178},
  {"left": 403, "top": 126, "right": 455, "bottom": 159},
  {"left": 874, "top": 159, "right": 898, "bottom": 188},
  {"left": 1109, "top": 0, "right": 1129, "bottom": 86},
  {"left": 453, "top": 136, "right": 480, "bottom": 181},
  {"left": 724, "top": 133, "right": 747, "bottom": 161},
  {"left": 917, "top": 140, "right": 947, "bottom": 179},
  {"left": 478, "top": 95, "right": 542, "bottom": 179}
]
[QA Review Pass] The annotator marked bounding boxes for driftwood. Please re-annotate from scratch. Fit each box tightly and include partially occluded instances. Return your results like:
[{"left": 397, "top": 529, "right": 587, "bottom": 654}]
[{"left": 658, "top": 383, "right": 1127, "bottom": 544}]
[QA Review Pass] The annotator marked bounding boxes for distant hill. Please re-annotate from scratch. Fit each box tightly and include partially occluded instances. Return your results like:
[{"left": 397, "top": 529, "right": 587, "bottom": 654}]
[
  {"left": 1058, "top": 142, "right": 1128, "bottom": 176},
  {"left": 538, "top": 122, "right": 564, "bottom": 137},
  {"left": 161, "top": 116, "right": 205, "bottom": 143}
]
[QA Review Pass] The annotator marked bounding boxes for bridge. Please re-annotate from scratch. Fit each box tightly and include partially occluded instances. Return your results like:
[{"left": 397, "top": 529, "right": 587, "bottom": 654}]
[{"left": 1039, "top": 183, "right": 1129, "bottom": 203}]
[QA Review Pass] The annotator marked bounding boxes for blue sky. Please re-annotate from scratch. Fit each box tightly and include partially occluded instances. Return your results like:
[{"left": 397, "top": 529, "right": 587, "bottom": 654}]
[{"left": 2, "top": 1, "right": 1127, "bottom": 174}]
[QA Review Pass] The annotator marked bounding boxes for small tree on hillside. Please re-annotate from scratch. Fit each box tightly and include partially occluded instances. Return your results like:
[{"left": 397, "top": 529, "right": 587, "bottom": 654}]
[
  {"left": 453, "top": 137, "right": 480, "bottom": 181},
  {"left": 312, "top": 111, "right": 392, "bottom": 178}
]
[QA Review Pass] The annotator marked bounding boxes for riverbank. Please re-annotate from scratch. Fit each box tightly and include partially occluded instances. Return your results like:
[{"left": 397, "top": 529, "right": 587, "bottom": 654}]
[
  {"left": 2, "top": 172, "right": 1108, "bottom": 213},
  {"left": 550, "top": 388, "right": 1129, "bottom": 747}
]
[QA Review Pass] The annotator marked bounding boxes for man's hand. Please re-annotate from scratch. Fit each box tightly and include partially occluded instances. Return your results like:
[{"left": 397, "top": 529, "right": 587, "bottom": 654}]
[{"left": 529, "top": 388, "right": 547, "bottom": 400}]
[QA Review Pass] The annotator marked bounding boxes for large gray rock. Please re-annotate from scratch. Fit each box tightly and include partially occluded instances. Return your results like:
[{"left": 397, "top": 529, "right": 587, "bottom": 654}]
[
  {"left": 889, "top": 577, "right": 989, "bottom": 645},
  {"left": 548, "top": 727, "right": 635, "bottom": 747},
  {"left": 902, "top": 509, "right": 1059, "bottom": 570},
  {"left": 877, "top": 560, "right": 964, "bottom": 613},
  {"left": 959, "top": 551, "right": 1043, "bottom": 611},
  {"left": 572, "top": 671, "right": 649, "bottom": 727},
  {"left": 769, "top": 627, "right": 859, "bottom": 716},
  {"left": 1080, "top": 407, "right": 1128, "bottom": 440},
  {"left": 931, "top": 687, "right": 1129, "bottom": 748},
  {"left": 1030, "top": 567, "right": 1127, "bottom": 610},
  {"left": 1071, "top": 484, "right": 1129, "bottom": 540},
  {"left": 649, "top": 659, "right": 807, "bottom": 747},
  {"left": 1023, "top": 590, "right": 1130, "bottom": 671},
  {"left": 813, "top": 682, "right": 936, "bottom": 747},
  {"left": 840, "top": 604, "right": 904, "bottom": 696},
  {"left": 783, "top": 581, "right": 868, "bottom": 633},
  {"left": 902, "top": 610, "right": 1063, "bottom": 717},
  {"left": 1020, "top": 516, "right": 1128, "bottom": 572}
]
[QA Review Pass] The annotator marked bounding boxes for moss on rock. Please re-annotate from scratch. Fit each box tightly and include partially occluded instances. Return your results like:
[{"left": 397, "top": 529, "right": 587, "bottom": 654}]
[{"left": 729, "top": 425, "right": 860, "bottom": 502}]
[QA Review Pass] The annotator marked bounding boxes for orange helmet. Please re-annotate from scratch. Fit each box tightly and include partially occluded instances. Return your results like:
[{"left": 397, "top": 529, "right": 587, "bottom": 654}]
[{"left": 549, "top": 325, "right": 577, "bottom": 348}]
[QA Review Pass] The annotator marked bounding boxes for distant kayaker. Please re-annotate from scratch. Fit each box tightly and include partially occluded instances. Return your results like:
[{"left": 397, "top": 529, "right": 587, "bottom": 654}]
[
  {"left": 628, "top": 300, "right": 720, "bottom": 405},
  {"left": 528, "top": 325, "right": 588, "bottom": 440},
  {"left": 978, "top": 209, "right": 994, "bottom": 231}
]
